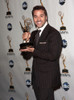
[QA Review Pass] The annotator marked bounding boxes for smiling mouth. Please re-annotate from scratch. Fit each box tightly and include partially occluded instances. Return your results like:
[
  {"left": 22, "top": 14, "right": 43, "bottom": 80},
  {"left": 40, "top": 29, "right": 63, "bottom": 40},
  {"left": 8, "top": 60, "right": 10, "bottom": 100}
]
[{"left": 37, "top": 21, "right": 42, "bottom": 24}]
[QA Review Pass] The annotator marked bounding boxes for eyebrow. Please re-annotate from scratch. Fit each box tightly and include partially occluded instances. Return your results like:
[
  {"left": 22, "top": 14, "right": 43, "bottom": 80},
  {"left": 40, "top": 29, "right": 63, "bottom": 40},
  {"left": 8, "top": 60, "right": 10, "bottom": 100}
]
[{"left": 34, "top": 13, "right": 45, "bottom": 16}]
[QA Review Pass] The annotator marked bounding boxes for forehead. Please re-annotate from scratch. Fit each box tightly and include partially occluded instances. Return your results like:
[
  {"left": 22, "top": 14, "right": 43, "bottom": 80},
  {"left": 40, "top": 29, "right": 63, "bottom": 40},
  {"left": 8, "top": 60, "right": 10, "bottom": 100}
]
[{"left": 33, "top": 9, "right": 45, "bottom": 15}]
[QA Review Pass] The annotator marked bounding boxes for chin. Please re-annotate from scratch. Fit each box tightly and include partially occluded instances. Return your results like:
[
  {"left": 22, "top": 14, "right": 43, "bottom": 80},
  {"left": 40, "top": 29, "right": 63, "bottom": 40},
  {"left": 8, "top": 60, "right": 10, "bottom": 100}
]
[{"left": 37, "top": 25, "right": 42, "bottom": 28}]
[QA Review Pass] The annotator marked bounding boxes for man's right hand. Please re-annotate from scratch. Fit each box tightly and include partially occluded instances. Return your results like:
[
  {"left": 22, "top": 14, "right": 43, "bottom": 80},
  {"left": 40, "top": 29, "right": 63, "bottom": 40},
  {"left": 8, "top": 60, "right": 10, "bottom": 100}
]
[{"left": 22, "top": 32, "right": 31, "bottom": 41}]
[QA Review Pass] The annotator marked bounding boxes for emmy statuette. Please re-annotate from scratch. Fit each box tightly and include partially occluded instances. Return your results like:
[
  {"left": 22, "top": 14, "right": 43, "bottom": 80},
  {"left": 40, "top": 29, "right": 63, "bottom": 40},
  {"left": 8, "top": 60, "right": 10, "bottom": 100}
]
[
  {"left": 58, "top": 11, "right": 66, "bottom": 31},
  {"left": 19, "top": 15, "right": 33, "bottom": 49},
  {"left": 61, "top": 54, "right": 68, "bottom": 73},
  {"left": 8, "top": 72, "right": 15, "bottom": 92}
]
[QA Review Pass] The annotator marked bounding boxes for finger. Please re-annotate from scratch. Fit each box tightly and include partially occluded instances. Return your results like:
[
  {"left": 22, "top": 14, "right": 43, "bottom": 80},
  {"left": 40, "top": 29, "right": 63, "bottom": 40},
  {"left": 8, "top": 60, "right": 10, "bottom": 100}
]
[
  {"left": 28, "top": 33, "right": 31, "bottom": 38},
  {"left": 22, "top": 32, "right": 28, "bottom": 39},
  {"left": 22, "top": 32, "right": 30, "bottom": 41},
  {"left": 19, "top": 49, "right": 28, "bottom": 52},
  {"left": 22, "top": 34, "right": 26, "bottom": 40}
]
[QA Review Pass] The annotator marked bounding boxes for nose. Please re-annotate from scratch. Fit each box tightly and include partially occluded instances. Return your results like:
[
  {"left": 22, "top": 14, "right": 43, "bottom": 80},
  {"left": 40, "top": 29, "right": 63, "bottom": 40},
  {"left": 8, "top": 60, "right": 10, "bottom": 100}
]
[{"left": 37, "top": 17, "right": 41, "bottom": 21}]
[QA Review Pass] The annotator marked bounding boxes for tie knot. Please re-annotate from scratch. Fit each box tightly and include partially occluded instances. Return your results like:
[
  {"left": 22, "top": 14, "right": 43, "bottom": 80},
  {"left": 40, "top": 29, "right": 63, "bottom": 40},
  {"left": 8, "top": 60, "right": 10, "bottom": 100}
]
[{"left": 37, "top": 30, "right": 41, "bottom": 33}]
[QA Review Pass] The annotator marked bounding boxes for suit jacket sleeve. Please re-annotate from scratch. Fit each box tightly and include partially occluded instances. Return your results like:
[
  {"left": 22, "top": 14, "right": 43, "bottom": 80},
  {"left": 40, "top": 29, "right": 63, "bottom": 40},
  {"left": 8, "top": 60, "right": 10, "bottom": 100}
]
[{"left": 20, "top": 31, "right": 36, "bottom": 60}]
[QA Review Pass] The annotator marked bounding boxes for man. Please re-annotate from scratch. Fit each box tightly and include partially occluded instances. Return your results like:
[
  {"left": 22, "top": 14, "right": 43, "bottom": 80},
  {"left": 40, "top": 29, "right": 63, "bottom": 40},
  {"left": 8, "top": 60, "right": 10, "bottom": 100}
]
[{"left": 20, "top": 5, "right": 62, "bottom": 100}]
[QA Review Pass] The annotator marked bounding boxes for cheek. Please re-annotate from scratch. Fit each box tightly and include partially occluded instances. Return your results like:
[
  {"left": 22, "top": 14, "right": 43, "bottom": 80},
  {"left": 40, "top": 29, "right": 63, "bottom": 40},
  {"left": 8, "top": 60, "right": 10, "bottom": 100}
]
[
  {"left": 33, "top": 20, "right": 37, "bottom": 24},
  {"left": 33, "top": 18, "right": 37, "bottom": 21}
]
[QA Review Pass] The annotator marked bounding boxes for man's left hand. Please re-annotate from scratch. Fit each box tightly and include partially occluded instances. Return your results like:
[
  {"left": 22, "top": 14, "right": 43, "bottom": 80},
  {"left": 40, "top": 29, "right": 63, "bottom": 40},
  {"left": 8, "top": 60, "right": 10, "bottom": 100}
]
[{"left": 20, "top": 47, "right": 35, "bottom": 52}]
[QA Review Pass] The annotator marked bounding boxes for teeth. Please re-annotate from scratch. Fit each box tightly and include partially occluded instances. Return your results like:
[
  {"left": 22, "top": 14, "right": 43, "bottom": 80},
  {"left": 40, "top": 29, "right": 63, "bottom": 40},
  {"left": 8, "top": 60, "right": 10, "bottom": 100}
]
[{"left": 37, "top": 22, "right": 41, "bottom": 24}]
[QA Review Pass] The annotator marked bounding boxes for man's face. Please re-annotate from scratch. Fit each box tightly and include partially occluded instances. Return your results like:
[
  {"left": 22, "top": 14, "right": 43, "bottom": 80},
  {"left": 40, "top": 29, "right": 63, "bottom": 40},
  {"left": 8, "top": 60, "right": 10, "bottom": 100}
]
[{"left": 33, "top": 10, "right": 47, "bottom": 28}]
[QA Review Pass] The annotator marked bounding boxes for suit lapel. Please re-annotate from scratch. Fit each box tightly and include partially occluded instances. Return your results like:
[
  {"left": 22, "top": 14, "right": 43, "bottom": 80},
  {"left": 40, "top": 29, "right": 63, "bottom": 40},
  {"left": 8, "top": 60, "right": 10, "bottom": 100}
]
[
  {"left": 34, "top": 24, "right": 51, "bottom": 47},
  {"left": 38, "top": 24, "right": 51, "bottom": 41}
]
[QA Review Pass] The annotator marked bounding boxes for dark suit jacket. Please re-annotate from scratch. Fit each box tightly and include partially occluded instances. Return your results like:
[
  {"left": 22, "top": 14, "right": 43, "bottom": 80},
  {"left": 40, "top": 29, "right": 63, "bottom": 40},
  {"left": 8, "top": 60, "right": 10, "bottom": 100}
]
[{"left": 22, "top": 24, "right": 62, "bottom": 90}]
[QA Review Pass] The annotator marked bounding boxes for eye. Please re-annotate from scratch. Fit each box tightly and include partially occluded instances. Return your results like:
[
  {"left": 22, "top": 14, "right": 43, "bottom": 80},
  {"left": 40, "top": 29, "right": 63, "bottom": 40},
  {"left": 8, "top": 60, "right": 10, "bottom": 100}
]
[
  {"left": 34, "top": 15, "right": 37, "bottom": 18},
  {"left": 40, "top": 14, "right": 44, "bottom": 17}
]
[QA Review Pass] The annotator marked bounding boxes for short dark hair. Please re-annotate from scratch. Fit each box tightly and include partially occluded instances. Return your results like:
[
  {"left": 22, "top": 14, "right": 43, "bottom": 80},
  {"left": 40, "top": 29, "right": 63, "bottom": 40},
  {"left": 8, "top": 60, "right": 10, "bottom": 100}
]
[{"left": 32, "top": 5, "right": 47, "bottom": 17}]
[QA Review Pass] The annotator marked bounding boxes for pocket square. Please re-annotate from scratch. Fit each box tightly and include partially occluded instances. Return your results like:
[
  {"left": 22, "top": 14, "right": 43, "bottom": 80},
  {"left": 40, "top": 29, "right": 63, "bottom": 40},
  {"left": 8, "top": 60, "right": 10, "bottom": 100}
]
[{"left": 39, "top": 42, "right": 47, "bottom": 44}]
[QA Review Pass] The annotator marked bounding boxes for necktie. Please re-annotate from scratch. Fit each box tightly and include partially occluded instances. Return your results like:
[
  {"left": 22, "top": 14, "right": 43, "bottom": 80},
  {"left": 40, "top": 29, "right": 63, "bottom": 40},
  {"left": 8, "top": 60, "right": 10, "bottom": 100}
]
[{"left": 35, "top": 30, "right": 41, "bottom": 45}]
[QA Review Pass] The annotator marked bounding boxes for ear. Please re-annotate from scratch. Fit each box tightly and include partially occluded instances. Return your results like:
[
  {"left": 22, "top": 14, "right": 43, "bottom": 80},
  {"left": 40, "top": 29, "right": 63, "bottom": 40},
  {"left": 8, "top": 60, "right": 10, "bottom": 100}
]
[{"left": 46, "top": 16, "right": 48, "bottom": 21}]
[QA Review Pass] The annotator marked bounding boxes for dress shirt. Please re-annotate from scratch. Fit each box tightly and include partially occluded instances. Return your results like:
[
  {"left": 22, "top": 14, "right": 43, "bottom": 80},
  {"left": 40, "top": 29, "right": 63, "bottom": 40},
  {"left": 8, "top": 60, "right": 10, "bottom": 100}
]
[{"left": 38, "top": 21, "right": 48, "bottom": 37}]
